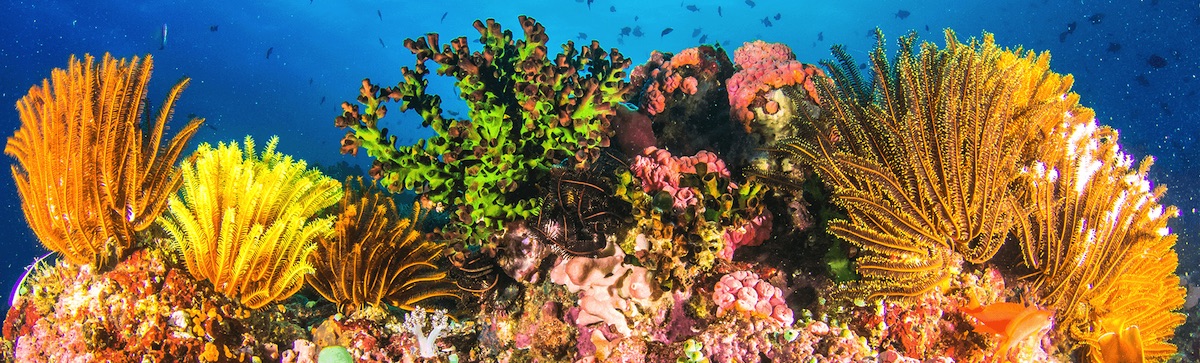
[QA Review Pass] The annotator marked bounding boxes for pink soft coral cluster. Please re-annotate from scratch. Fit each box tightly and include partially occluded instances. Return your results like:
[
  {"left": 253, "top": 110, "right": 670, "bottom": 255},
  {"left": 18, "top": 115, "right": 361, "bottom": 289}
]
[
  {"left": 712, "top": 270, "right": 793, "bottom": 327},
  {"left": 630, "top": 46, "right": 724, "bottom": 115},
  {"left": 630, "top": 146, "right": 731, "bottom": 211},
  {"left": 726, "top": 40, "right": 824, "bottom": 127},
  {"left": 720, "top": 212, "right": 773, "bottom": 261}
]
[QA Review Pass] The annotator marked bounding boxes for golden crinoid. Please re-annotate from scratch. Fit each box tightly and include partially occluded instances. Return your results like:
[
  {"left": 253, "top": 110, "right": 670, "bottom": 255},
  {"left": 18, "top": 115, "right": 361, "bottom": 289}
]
[
  {"left": 307, "top": 177, "right": 460, "bottom": 313},
  {"left": 158, "top": 136, "right": 343, "bottom": 309},
  {"left": 764, "top": 30, "right": 1078, "bottom": 300},
  {"left": 6, "top": 53, "right": 203, "bottom": 267},
  {"left": 1019, "top": 120, "right": 1185, "bottom": 361}
]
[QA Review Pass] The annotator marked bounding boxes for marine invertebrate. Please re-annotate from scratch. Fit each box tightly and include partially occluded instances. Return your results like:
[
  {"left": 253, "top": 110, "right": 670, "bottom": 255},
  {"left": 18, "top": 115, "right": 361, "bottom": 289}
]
[
  {"left": 307, "top": 178, "right": 460, "bottom": 313},
  {"left": 1018, "top": 119, "right": 1185, "bottom": 361},
  {"left": 335, "top": 16, "right": 631, "bottom": 244},
  {"left": 763, "top": 30, "right": 1068, "bottom": 300},
  {"left": 712, "top": 270, "right": 793, "bottom": 327},
  {"left": 6, "top": 53, "right": 203, "bottom": 266},
  {"left": 549, "top": 247, "right": 660, "bottom": 337},
  {"left": 402, "top": 306, "right": 450, "bottom": 358},
  {"left": 961, "top": 301, "right": 1054, "bottom": 361},
  {"left": 158, "top": 136, "right": 343, "bottom": 309},
  {"left": 726, "top": 41, "right": 823, "bottom": 132},
  {"left": 532, "top": 163, "right": 631, "bottom": 257}
]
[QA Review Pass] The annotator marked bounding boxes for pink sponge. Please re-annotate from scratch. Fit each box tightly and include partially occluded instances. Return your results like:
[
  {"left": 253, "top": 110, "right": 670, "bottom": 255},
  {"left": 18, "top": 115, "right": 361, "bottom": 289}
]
[{"left": 712, "top": 270, "right": 793, "bottom": 327}]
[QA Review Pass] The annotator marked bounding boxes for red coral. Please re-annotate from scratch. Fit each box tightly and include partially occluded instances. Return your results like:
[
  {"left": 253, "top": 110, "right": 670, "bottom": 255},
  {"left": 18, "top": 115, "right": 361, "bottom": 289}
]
[{"left": 726, "top": 41, "right": 825, "bottom": 129}]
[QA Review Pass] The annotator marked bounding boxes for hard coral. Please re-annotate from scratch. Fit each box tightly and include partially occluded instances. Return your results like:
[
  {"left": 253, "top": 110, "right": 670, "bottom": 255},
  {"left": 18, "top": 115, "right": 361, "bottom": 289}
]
[{"left": 335, "top": 16, "right": 631, "bottom": 245}]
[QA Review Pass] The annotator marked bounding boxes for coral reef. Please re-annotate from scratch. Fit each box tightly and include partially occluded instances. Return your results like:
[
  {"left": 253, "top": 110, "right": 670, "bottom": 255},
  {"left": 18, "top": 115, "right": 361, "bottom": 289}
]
[
  {"left": 6, "top": 53, "right": 203, "bottom": 267},
  {"left": 158, "top": 136, "right": 343, "bottom": 309},
  {"left": 2, "top": 18, "right": 1192, "bottom": 363},
  {"left": 307, "top": 178, "right": 460, "bottom": 313}
]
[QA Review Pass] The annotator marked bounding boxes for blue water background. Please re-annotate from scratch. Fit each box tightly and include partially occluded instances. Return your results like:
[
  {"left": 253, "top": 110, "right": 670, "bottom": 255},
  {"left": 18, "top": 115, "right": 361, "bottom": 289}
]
[{"left": 0, "top": 0, "right": 1197, "bottom": 305}]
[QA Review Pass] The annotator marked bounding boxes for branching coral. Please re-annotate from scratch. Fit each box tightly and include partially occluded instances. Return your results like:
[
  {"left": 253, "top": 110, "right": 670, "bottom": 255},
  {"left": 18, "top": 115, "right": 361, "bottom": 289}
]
[
  {"left": 1018, "top": 120, "right": 1185, "bottom": 361},
  {"left": 6, "top": 53, "right": 203, "bottom": 266},
  {"left": 307, "top": 178, "right": 460, "bottom": 313},
  {"left": 764, "top": 30, "right": 1069, "bottom": 300},
  {"left": 335, "top": 16, "right": 631, "bottom": 244},
  {"left": 158, "top": 136, "right": 343, "bottom": 309}
]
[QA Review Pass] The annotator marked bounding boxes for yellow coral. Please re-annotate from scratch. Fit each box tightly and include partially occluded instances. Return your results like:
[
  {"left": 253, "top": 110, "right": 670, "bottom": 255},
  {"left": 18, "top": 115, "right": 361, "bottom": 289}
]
[
  {"left": 307, "top": 178, "right": 460, "bottom": 313},
  {"left": 766, "top": 30, "right": 1071, "bottom": 300},
  {"left": 6, "top": 53, "right": 203, "bottom": 266},
  {"left": 158, "top": 136, "right": 342, "bottom": 309}
]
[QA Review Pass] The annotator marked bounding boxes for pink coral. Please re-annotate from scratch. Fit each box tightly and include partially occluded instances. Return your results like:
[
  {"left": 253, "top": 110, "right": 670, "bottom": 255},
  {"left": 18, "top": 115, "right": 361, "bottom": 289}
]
[
  {"left": 630, "top": 147, "right": 731, "bottom": 211},
  {"left": 720, "top": 212, "right": 773, "bottom": 260},
  {"left": 712, "top": 271, "right": 793, "bottom": 327},
  {"left": 726, "top": 40, "right": 824, "bottom": 128}
]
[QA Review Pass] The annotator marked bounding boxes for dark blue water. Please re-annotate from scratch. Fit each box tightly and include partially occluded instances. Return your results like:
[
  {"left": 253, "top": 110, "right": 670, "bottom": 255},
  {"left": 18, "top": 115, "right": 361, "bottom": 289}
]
[{"left": 1, "top": 0, "right": 1197, "bottom": 304}]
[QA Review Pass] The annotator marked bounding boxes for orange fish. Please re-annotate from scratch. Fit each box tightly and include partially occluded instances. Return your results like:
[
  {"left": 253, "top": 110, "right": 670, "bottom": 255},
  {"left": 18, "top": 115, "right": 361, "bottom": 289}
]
[{"left": 962, "top": 300, "right": 1054, "bottom": 362}]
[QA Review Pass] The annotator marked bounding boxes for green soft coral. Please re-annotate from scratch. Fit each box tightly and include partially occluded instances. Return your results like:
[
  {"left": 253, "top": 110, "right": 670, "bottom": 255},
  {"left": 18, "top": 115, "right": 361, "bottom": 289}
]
[{"left": 335, "top": 16, "right": 631, "bottom": 244}]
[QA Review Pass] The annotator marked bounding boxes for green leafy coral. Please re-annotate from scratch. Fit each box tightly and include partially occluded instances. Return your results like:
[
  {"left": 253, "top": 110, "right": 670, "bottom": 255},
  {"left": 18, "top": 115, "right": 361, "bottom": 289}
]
[{"left": 336, "top": 16, "right": 631, "bottom": 244}]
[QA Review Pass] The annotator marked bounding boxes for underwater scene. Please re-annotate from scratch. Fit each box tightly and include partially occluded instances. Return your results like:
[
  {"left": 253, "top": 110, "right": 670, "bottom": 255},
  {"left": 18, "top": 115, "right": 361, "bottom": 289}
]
[{"left": 1, "top": 0, "right": 1199, "bottom": 362}]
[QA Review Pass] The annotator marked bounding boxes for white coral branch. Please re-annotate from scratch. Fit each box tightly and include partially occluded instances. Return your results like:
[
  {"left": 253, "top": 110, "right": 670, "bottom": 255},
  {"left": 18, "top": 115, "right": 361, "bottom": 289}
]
[{"left": 402, "top": 306, "right": 449, "bottom": 358}]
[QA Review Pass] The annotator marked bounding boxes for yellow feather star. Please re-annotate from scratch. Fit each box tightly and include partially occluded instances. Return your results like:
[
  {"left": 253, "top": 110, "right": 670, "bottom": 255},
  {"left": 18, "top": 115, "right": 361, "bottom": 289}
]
[{"left": 158, "top": 136, "right": 343, "bottom": 309}]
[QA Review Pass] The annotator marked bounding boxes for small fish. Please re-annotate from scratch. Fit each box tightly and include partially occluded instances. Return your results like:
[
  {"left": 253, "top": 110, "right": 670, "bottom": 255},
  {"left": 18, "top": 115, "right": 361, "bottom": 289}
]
[
  {"left": 896, "top": 10, "right": 910, "bottom": 19},
  {"left": 266, "top": 47, "right": 274, "bottom": 59},
  {"left": 817, "top": 31, "right": 824, "bottom": 41},
  {"left": 925, "top": 25, "right": 930, "bottom": 31},
  {"left": 1106, "top": 42, "right": 1121, "bottom": 53},
  {"left": 447, "top": 109, "right": 461, "bottom": 116},
  {"left": 692, "top": 27, "right": 702, "bottom": 37},
  {"left": 309, "top": 78, "right": 313, "bottom": 85},
  {"left": 320, "top": 96, "right": 326, "bottom": 105},
  {"left": 1136, "top": 74, "right": 1150, "bottom": 86},
  {"left": 209, "top": 25, "right": 218, "bottom": 32},
  {"left": 721, "top": 40, "right": 730, "bottom": 46},
  {"left": 621, "top": 26, "right": 632, "bottom": 36},
  {"left": 577, "top": 32, "right": 588, "bottom": 40},
  {"left": 686, "top": 4, "right": 699, "bottom": 11},
  {"left": 377, "top": 9, "right": 382, "bottom": 21},
  {"left": 160, "top": 23, "right": 168, "bottom": 50},
  {"left": 1147, "top": 54, "right": 1168, "bottom": 69},
  {"left": 587, "top": 0, "right": 594, "bottom": 9},
  {"left": 698, "top": 34, "right": 708, "bottom": 43},
  {"left": 206, "top": 123, "right": 217, "bottom": 131},
  {"left": 745, "top": 0, "right": 756, "bottom": 8},
  {"left": 761, "top": 17, "right": 772, "bottom": 27},
  {"left": 718, "top": 6, "right": 722, "bottom": 16},
  {"left": 1058, "top": 21, "right": 1077, "bottom": 42},
  {"left": 634, "top": 16, "right": 639, "bottom": 22},
  {"left": 610, "top": 5, "right": 616, "bottom": 12},
  {"left": 632, "top": 26, "right": 644, "bottom": 37},
  {"left": 1088, "top": 13, "right": 1104, "bottom": 25},
  {"left": 441, "top": 12, "right": 448, "bottom": 23},
  {"left": 379, "top": 38, "right": 386, "bottom": 47},
  {"left": 661, "top": 27, "right": 674, "bottom": 37},
  {"left": 773, "top": 13, "right": 781, "bottom": 20}
]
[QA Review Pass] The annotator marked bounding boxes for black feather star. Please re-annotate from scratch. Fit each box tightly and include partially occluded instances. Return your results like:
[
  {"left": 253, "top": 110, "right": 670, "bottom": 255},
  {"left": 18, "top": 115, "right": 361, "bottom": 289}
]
[{"left": 531, "top": 165, "right": 630, "bottom": 257}]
